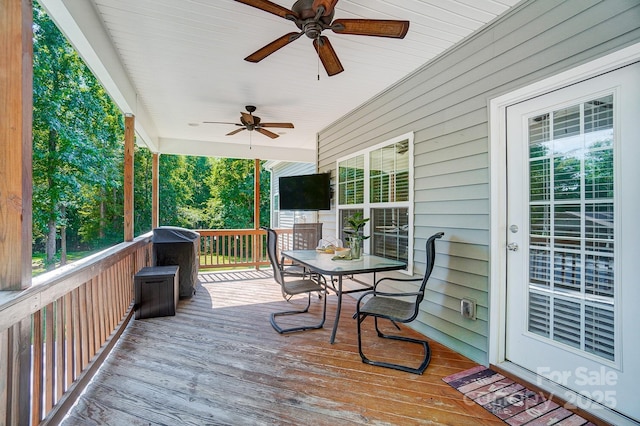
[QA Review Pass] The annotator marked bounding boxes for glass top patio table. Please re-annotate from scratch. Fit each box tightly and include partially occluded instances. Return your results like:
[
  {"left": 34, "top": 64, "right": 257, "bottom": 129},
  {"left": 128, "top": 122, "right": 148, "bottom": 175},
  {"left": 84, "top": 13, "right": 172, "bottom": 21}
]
[{"left": 281, "top": 250, "right": 406, "bottom": 343}]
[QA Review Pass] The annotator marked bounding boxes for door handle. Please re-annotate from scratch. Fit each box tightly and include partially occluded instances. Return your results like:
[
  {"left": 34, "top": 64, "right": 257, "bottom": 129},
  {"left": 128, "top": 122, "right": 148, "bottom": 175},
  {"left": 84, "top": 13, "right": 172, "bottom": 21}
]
[{"left": 507, "top": 242, "right": 519, "bottom": 252}]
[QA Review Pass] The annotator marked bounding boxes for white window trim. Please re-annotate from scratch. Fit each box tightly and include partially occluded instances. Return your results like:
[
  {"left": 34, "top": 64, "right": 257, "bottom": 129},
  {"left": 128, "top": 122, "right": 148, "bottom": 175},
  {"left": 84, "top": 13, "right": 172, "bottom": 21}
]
[
  {"left": 272, "top": 193, "right": 280, "bottom": 228},
  {"left": 336, "top": 132, "right": 414, "bottom": 274}
]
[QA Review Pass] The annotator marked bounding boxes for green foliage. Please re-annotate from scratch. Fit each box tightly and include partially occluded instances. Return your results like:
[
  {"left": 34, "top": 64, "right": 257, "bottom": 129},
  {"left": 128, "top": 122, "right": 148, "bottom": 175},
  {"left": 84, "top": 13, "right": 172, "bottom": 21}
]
[
  {"left": 160, "top": 155, "right": 209, "bottom": 228},
  {"left": 203, "top": 158, "right": 270, "bottom": 229},
  {"left": 155, "top": 155, "right": 270, "bottom": 230},
  {"left": 133, "top": 147, "right": 153, "bottom": 236},
  {"left": 32, "top": 3, "right": 125, "bottom": 261},
  {"left": 344, "top": 212, "right": 370, "bottom": 241}
]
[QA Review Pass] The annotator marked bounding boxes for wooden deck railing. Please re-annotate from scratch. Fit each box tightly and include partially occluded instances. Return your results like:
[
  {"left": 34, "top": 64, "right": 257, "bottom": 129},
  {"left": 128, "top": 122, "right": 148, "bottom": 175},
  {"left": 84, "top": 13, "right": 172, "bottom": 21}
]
[
  {"left": 0, "top": 228, "right": 297, "bottom": 425},
  {"left": 196, "top": 228, "right": 294, "bottom": 270},
  {"left": 0, "top": 234, "right": 153, "bottom": 425}
]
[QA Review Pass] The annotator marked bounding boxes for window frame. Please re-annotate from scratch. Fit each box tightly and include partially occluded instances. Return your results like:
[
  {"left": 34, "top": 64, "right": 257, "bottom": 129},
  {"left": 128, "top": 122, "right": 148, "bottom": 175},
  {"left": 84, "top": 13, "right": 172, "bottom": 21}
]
[
  {"left": 335, "top": 132, "right": 414, "bottom": 274},
  {"left": 272, "top": 193, "right": 280, "bottom": 228}
]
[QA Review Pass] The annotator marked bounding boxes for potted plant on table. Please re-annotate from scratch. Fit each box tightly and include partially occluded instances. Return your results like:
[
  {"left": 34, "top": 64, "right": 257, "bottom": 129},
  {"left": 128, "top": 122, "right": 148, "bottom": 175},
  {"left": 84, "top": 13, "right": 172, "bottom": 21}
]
[{"left": 344, "top": 212, "right": 370, "bottom": 259}]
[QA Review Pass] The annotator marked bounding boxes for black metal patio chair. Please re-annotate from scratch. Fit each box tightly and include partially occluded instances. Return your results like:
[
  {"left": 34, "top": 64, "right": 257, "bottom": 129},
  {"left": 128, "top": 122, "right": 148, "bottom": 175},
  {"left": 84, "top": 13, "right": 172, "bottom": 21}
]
[
  {"left": 264, "top": 227, "right": 328, "bottom": 334},
  {"left": 354, "top": 231, "right": 444, "bottom": 374}
]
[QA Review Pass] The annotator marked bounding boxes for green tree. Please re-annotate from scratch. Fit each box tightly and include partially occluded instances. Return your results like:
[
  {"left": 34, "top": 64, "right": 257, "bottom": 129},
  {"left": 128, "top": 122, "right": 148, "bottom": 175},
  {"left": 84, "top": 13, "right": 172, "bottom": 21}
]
[
  {"left": 204, "top": 159, "right": 270, "bottom": 229},
  {"left": 177, "top": 156, "right": 214, "bottom": 229},
  {"left": 133, "top": 147, "right": 153, "bottom": 236},
  {"left": 33, "top": 3, "right": 124, "bottom": 267},
  {"left": 159, "top": 155, "right": 195, "bottom": 227},
  {"left": 75, "top": 85, "right": 126, "bottom": 246}
]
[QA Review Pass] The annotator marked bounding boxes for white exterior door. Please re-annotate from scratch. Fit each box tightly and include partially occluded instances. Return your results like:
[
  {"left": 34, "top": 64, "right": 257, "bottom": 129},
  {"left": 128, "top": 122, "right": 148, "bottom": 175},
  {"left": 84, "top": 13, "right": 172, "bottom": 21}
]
[{"left": 505, "top": 63, "right": 639, "bottom": 422}]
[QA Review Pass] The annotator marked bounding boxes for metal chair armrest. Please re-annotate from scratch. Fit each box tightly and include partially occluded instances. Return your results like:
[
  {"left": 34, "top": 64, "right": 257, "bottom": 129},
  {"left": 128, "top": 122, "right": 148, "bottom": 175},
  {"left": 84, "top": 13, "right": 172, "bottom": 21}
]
[
  {"left": 373, "top": 276, "right": 424, "bottom": 294},
  {"left": 374, "top": 276, "right": 423, "bottom": 287},
  {"left": 353, "top": 290, "right": 423, "bottom": 318}
]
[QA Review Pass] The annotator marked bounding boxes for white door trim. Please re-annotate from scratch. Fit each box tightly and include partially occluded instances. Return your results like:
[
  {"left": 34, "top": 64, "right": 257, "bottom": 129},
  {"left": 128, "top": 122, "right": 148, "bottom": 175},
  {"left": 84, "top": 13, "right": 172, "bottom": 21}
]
[{"left": 487, "top": 42, "right": 640, "bottom": 425}]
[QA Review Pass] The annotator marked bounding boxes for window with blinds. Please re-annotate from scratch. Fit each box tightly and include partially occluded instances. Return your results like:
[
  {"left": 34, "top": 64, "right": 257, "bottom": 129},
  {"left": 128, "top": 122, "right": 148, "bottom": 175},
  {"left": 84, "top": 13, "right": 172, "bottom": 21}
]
[
  {"left": 371, "top": 207, "right": 409, "bottom": 261},
  {"left": 527, "top": 94, "right": 615, "bottom": 361},
  {"left": 369, "top": 139, "right": 409, "bottom": 203},
  {"left": 336, "top": 134, "right": 413, "bottom": 267},
  {"left": 338, "top": 155, "right": 364, "bottom": 205}
]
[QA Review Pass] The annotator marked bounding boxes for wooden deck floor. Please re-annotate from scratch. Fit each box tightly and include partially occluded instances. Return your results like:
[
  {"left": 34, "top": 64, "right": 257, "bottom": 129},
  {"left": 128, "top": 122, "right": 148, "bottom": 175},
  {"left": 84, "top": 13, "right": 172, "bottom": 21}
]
[{"left": 61, "top": 270, "right": 503, "bottom": 426}]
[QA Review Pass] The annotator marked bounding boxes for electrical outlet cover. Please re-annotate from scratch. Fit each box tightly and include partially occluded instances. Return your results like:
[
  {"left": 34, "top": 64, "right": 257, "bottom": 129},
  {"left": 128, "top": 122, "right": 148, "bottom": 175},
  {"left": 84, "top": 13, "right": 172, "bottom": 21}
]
[{"left": 461, "top": 298, "right": 476, "bottom": 320}]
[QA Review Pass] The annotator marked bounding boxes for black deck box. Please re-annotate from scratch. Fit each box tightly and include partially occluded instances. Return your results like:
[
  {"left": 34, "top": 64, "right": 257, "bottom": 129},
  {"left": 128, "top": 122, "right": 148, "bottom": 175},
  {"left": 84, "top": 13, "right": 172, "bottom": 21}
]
[{"left": 134, "top": 265, "right": 179, "bottom": 319}]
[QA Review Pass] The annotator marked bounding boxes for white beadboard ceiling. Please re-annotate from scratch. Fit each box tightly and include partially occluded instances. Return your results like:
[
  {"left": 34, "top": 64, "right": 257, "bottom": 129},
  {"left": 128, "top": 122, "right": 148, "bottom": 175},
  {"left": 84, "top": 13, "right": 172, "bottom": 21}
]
[{"left": 39, "top": 0, "right": 520, "bottom": 162}]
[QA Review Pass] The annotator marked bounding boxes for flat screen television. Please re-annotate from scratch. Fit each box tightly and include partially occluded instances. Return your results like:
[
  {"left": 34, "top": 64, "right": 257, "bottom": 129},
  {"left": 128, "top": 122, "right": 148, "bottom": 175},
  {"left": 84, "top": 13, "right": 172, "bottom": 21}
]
[{"left": 279, "top": 173, "right": 331, "bottom": 211}]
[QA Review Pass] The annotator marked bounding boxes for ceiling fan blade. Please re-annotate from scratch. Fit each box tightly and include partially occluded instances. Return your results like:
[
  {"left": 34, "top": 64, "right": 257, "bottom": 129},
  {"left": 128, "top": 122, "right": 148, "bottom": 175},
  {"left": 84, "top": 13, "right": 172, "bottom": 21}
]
[
  {"left": 234, "top": 0, "right": 297, "bottom": 20},
  {"left": 256, "top": 128, "right": 279, "bottom": 139},
  {"left": 244, "top": 32, "right": 303, "bottom": 63},
  {"left": 203, "top": 121, "right": 241, "bottom": 125},
  {"left": 241, "top": 112, "right": 255, "bottom": 125},
  {"left": 331, "top": 19, "right": 410, "bottom": 38},
  {"left": 313, "top": 36, "right": 344, "bottom": 76},
  {"left": 226, "top": 128, "right": 246, "bottom": 136},
  {"left": 260, "top": 122, "right": 294, "bottom": 129},
  {"left": 311, "top": 0, "right": 339, "bottom": 16}
]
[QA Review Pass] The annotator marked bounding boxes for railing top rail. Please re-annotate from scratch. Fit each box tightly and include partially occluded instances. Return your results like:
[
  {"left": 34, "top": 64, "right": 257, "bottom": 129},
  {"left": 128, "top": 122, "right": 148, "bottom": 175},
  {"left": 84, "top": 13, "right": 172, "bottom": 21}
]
[
  {"left": 195, "top": 228, "right": 293, "bottom": 235},
  {"left": 195, "top": 229, "right": 267, "bottom": 236}
]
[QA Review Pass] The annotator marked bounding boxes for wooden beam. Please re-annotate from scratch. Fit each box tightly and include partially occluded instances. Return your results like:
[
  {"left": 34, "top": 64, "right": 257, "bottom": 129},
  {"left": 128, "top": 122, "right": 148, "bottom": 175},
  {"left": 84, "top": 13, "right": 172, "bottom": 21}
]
[
  {"left": 254, "top": 159, "right": 260, "bottom": 270},
  {"left": 152, "top": 153, "right": 159, "bottom": 229},
  {"left": 124, "top": 115, "right": 135, "bottom": 241},
  {"left": 254, "top": 159, "right": 260, "bottom": 230},
  {"left": 0, "top": 0, "right": 33, "bottom": 291}
]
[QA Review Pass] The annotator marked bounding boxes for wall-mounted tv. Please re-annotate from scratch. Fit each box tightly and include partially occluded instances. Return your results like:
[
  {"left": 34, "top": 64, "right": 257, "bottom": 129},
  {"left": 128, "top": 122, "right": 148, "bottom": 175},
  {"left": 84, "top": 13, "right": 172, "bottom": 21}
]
[{"left": 279, "top": 173, "right": 331, "bottom": 211}]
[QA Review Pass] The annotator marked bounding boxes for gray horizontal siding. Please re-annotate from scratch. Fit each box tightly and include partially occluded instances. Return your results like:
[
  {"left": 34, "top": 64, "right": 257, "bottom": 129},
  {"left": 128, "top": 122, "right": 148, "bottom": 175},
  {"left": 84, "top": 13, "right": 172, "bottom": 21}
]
[{"left": 317, "top": 0, "right": 640, "bottom": 363}]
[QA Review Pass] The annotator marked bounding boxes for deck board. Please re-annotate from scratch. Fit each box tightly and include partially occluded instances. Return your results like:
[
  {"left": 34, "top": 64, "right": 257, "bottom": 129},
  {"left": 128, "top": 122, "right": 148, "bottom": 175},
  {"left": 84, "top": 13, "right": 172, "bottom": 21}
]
[{"left": 61, "top": 270, "right": 503, "bottom": 425}]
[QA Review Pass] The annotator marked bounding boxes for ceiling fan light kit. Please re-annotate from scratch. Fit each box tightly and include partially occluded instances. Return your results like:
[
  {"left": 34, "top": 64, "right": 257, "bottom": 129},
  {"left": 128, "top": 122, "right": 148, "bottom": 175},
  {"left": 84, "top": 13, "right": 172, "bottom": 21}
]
[
  {"left": 203, "top": 105, "right": 294, "bottom": 140},
  {"left": 236, "top": 0, "right": 410, "bottom": 76}
]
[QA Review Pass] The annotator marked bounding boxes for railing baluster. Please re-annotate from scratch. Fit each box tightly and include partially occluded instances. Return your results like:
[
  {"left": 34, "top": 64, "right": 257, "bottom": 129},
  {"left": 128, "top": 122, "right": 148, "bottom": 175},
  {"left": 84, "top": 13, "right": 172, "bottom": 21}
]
[
  {"left": 32, "top": 310, "right": 43, "bottom": 425},
  {"left": 94, "top": 278, "right": 102, "bottom": 354},
  {"left": 98, "top": 274, "right": 106, "bottom": 346},
  {"left": 117, "top": 259, "right": 125, "bottom": 318},
  {"left": 110, "top": 264, "right": 117, "bottom": 332},
  {"left": 45, "top": 303, "right": 55, "bottom": 413},
  {"left": 0, "top": 328, "right": 8, "bottom": 419},
  {"left": 79, "top": 285, "right": 90, "bottom": 370},
  {"left": 15, "top": 319, "right": 31, "bottom": 423},
  {"left": 55, "top": 298, "right": 64, "bottom": 402},
  {"left": 64, "top": 292, "right": 73, "bottom": 390},
  {"left": 72, "top": 287, "right": 81, "bottom": 380},
  {"left": 86, "top": 280, "right": 96, "bottom": 359}
]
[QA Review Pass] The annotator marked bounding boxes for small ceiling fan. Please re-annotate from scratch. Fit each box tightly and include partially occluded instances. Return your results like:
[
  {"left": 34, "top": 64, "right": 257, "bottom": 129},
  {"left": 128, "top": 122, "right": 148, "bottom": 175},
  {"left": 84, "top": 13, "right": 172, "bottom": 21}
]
[
  {"left": 204, "top": 105, "right": 294, "bottom": 139},
  {"left": 235, "top": 0, "right": 410, "bottom": 76}
]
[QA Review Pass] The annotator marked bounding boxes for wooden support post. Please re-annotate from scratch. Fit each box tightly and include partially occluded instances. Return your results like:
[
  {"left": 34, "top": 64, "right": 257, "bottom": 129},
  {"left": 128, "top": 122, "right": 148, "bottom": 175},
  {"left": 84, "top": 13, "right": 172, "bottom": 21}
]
[
  {"left": 254, "top": 159, "right": 260, "bottom": 230},
  {"left": 0, "top": 3, "right": 33, "bottom": 422},
  {"left": 0, "top": 0, "right": 33, "bottom": 291},
  {"left": 152, "top": 152, "right": 160, "bottom": 229},
  {"left": 124, "top": 114, "right": 135, "bottom": 241},
  {"left": 254, "top": 159, "right": 260, "bottom": 269}
]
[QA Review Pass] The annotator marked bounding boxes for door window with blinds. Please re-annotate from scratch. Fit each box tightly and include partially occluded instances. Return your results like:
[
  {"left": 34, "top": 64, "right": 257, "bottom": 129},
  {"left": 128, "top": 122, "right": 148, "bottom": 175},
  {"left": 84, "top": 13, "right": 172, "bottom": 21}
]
[
  {"left": 337, "top": 133, "right": 413, "bottom": 270},
  {"left": 527, "top": 95, "right": 615, "bottom": 361}
]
